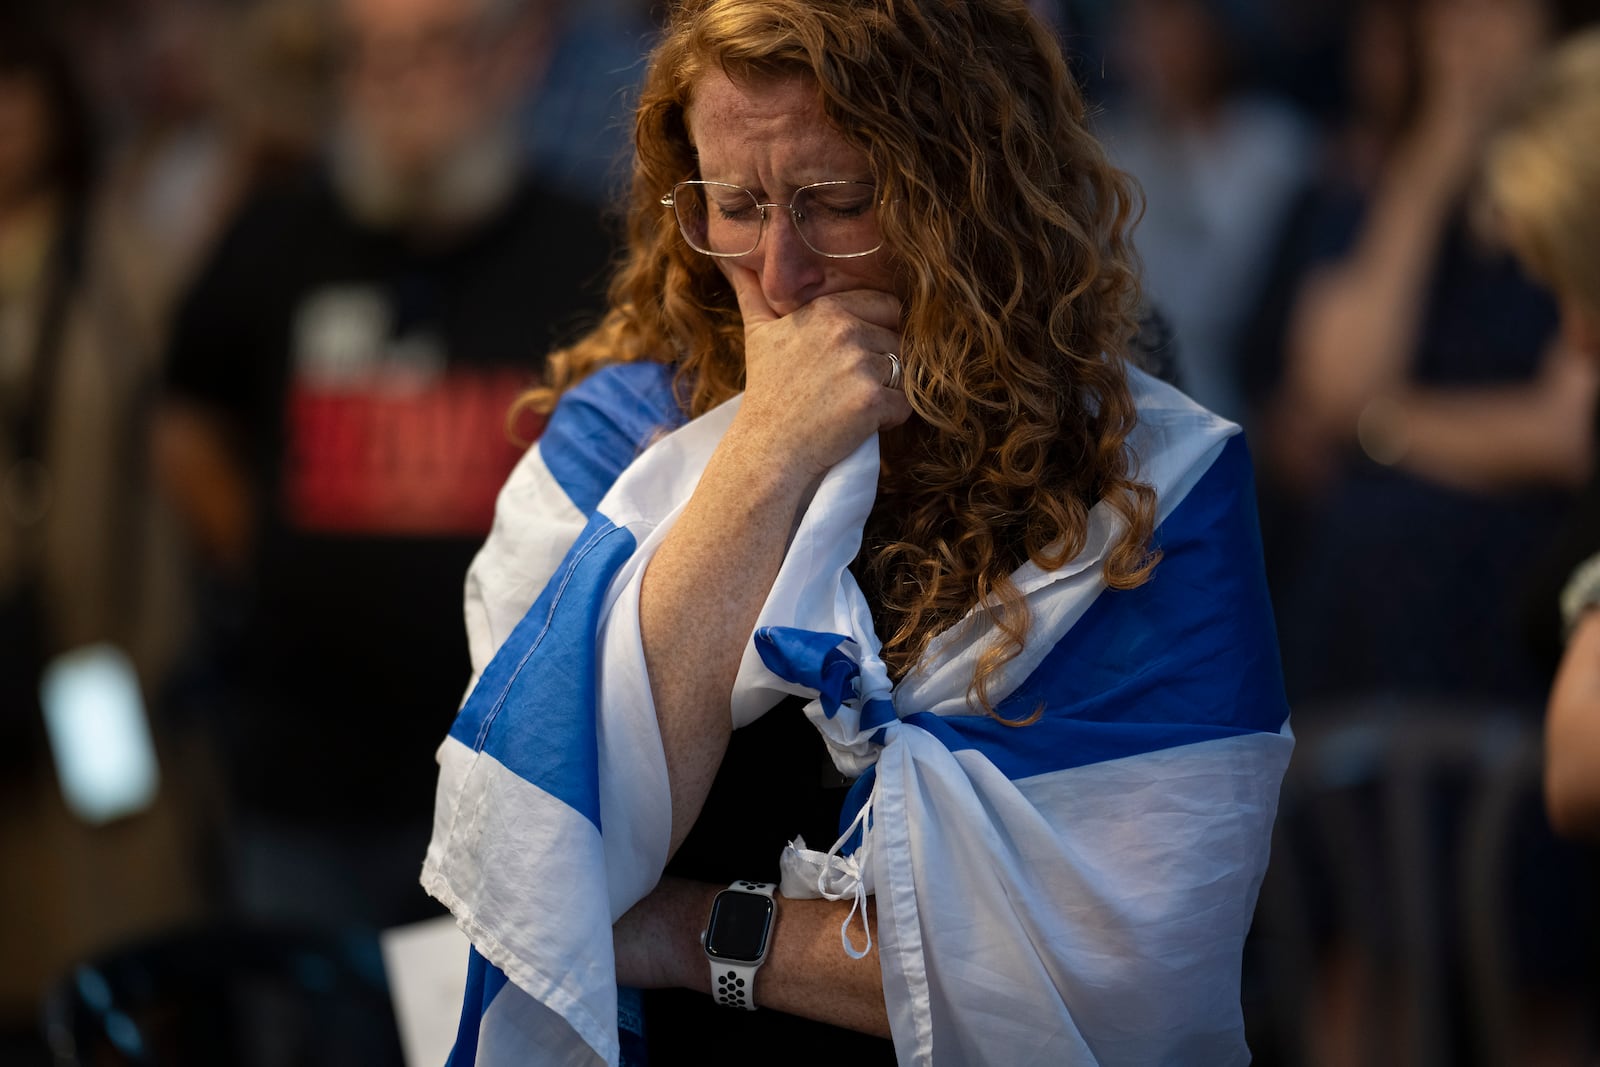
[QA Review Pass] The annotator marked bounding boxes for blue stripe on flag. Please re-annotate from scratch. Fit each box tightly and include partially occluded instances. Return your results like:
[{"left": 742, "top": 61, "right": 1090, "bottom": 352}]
[
  {"left": 900, "top": 710, "right": 1276, "bottom": 780},
  {"left": 836, "top": 767, "right": 877, "bottom": 854},
  {"left": 753, "top": 627, "right": 861, "bottom": 719},
  {"left": 540, "top": 362, "right": 683, "bottom": 514},
  {"left": 861, "top": 698, "right": 897, "bottom": 731},
  {"left": 924, "top": 433, "right": 1288, "bottom": 778},
  {"left": 447, "top": 515, "right": 639, "bottom": 829},
  {"left": 446, "top": 948, "right": 508, "bottom": 1066}
]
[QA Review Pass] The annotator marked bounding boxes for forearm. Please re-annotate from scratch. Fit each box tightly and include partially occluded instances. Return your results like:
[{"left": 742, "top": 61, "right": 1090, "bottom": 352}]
[
  {"left": 1365, "top": 348, "right": 1596, "bottom": 491},
  {"left": 753, "top": 892, "right": 889, "bottom": 1036},
  {"left": 1386, "top": 389, "right": 1592, "bottom": 492},
  {"left": 614, "top": 877, "right": 891, "bottom": 1037},
  {"left": 639, "top": 275, "right": 905, "bottom": 859},
  {"left": 638, "top": 417, "right": 815, "bottom": 856},
  {"left": 1546, "top": 612, "right": 1600, "bottom": 840},
  {"left": 1286, "top": 124, "right": 1472, "bottom": 427},
  {"left": 628, "top": 275, "right": 907, "bottom": 1028}
]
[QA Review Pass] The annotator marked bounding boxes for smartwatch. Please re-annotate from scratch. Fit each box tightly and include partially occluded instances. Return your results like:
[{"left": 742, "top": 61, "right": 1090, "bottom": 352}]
[{"left": 700, "top": 880, "right": 777, "bottom": 1010}]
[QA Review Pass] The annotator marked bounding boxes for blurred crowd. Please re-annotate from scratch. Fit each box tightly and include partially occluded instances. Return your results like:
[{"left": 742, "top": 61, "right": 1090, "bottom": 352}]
[{"left": 1, "top": 0, "right": 1597, "bottom": 1063}]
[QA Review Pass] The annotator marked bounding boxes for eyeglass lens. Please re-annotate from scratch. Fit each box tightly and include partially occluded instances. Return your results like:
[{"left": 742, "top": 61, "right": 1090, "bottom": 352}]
[{"left": 672, "top": 181, "right": 881, "bottom": 258}]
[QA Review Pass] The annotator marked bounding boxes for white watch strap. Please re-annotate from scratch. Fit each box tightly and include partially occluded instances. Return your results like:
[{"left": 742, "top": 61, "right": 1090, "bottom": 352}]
[
  {"left": 1562, "top": 550, "right": 1600, "bottom": 640},
  {"left": 708, "top": 881, "right": 775, "bottom": 1011},
  {"left": 711, "top": 960, "right": 760, "bottom": 1009}
]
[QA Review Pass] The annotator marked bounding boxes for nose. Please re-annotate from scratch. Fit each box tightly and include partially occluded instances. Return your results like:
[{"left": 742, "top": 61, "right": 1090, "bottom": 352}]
[{"left": 743, "top": 208, "right": 826, "bottom": 317}]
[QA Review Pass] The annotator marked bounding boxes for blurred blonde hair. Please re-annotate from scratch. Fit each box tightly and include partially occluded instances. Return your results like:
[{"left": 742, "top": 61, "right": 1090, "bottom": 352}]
[
  {"left": 525, "top": 0, "right": 1155, "bottom": 718},
  {"left": 1483, "top": 26, "right": 1600, "bottom": 326}
]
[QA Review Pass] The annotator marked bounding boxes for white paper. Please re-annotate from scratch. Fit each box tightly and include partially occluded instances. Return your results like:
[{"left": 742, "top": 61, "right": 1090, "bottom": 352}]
[{"left": 381, "top": 914, "right": 473, "bottom": 1067}]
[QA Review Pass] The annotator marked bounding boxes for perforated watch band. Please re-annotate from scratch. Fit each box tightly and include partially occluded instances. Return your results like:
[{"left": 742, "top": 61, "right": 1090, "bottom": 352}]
[{"left": 710, "top": 958, "right": 760, "bottom": 1009}]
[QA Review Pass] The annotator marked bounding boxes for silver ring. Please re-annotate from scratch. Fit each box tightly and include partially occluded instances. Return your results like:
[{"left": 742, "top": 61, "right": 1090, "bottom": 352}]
[{"left": 881, "top": 351, "right": 903, "bottom": 390}]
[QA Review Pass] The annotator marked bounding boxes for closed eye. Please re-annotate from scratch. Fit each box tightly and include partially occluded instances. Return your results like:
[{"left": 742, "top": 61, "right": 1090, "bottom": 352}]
[
  {"left": 714, "top": 201, "right": 762, "bottom": 222},
  {"left": 798, "top": 186, "right": 875, "bottom": 220}
]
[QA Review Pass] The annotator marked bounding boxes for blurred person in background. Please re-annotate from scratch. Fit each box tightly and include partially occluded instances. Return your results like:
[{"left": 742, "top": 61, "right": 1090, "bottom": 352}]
[
  {"left": 518, "top": 0, "right": 658, "bottom": 204},
  {"left": 154, "top": 0, "right": 615, "bottom": 932},
  {"left": 1485, "top": 28, "right": 1600, "bottom": 843},
  {"left": 1098, "top": 0, "right": 1314, "bottom": 423},
  {"left": 77, "top": 0, "right": 241, "bottom": 363},
  {"left": 79, "top": 0, "right": 337, "bottom": 352},
  {"left": 1237, "top": 0, "right": 1441, "bottom": 609},
  {"left": 1239, "top": 3, "right": 1600, "bottom": 1062},
  {"left": 0, "top": 2, "right": 201, "bottom": 1051},
  {"left": 1262, "top": 0, "right": 1600, "bottom": 708},
  {"left": 97, "top": 0, "right": 337, "bottom": 359}
]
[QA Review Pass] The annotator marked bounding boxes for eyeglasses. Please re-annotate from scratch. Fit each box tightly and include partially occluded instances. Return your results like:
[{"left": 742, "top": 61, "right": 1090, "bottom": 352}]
[{"left": 660, "top": 180, "right": 884, "bottom": 259}]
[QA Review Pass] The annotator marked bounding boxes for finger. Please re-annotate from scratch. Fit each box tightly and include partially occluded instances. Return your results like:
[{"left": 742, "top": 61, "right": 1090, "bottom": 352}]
[
  {"left": 814, "top": 288, "right": 903, "bottom": 333},
  {"left": 876, "top": 350, "right": 905, "bottom": 391},
  {"left": 717, "top": 258, "right": 778, "bottom": 330},
  {"left": 877, "top": 383, "right": 916, "bottom": 432},
  {"left": 853, "top": 324, "right": 904, "bottom": 375}
]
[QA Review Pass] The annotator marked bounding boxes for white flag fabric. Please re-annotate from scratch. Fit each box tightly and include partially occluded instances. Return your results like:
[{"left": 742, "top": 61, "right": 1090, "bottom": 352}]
[{"left": 421, "top": 360, "right": 1293, "bottom": 1066}]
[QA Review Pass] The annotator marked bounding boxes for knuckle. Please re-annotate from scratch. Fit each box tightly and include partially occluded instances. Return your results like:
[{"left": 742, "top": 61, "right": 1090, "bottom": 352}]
[{"left": 809, "top": 292, "right": 845, "bottom": 317}]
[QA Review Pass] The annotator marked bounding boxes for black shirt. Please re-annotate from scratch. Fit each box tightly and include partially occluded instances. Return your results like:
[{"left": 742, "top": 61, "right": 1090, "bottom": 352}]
[
  {"left": 643, "top": 697, "right": 897, "bottom": 1061},
  {"left": 165, "top": 170, "right": 614, "bottom": 827}
]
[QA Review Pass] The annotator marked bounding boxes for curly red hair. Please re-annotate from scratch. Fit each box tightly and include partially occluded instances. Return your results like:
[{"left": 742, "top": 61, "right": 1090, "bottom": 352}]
[{"left": 523, "top": 0, "right": 1157, "bottom": 719}]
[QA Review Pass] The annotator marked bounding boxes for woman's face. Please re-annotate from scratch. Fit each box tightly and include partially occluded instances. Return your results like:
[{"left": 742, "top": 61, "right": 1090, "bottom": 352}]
[
  {"left": 685, "top": 71, "right": 898, "bottom": 318},
  {"left": 337, "top": 0, "right": 526, "bottom": 182}
]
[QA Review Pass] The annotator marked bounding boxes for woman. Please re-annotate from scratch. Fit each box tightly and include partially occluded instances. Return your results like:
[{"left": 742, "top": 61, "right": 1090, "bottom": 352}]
[
  {"left": 1261, "top": 0, "right": 1598, "bottom": 708},
  {"left": 1484, "top": 26, "right": 1600, "bottom": 839},
  {"left": 0, "top": 3, "right": 198, "bottom": 1022},
  {"left": 1098, "top": 0, "right": 1313, "bottom": 423},
  {"left": 423, "top": 1, "right": 1291, "bottom": 1062}
]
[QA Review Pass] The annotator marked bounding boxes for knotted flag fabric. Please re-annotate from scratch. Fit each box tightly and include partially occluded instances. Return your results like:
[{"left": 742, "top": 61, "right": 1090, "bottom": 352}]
[{"left": 421, "top": 359, "right": 1293, "bottom": 1065}]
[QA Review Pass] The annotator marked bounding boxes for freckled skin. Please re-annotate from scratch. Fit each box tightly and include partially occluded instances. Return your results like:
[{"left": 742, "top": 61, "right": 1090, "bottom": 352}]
[
  {"left": 686, "top": 71, "right": 900, "bottom": 317},
  {"left": 613, "top": 71, "right": 907, "bottom": 1038}
]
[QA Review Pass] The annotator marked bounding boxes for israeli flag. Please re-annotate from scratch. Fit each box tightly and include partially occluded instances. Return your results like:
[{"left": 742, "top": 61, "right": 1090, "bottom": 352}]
[{"left": 422, "top": 360, "right": 1292, "bottom": 1065}]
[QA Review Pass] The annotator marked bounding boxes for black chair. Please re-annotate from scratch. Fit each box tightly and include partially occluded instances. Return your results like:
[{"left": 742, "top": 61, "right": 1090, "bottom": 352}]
[
  {"left": 1248, "top": 701, "right": 1594, "bottom": 1067},
  {"left": 40, "top": 922, "right": 406, "bottom": 1067}
]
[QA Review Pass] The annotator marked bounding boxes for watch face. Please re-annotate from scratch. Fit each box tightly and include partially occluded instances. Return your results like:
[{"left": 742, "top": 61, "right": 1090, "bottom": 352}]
[{"left": 705, "top": 890, "right": 775, "bottom": 963}]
